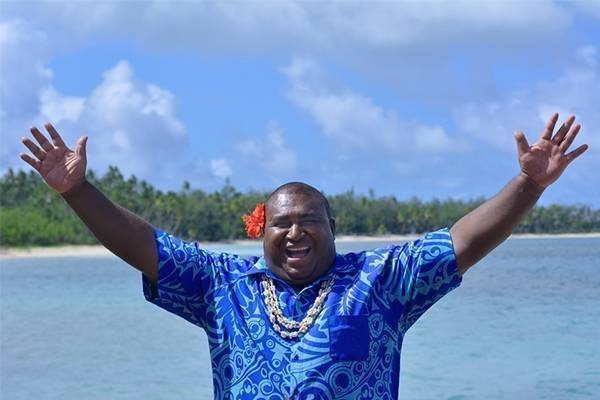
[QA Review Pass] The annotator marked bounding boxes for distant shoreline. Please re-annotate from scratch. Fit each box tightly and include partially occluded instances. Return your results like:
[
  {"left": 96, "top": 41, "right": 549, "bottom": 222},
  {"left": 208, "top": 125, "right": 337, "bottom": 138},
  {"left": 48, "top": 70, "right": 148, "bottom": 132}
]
[{"left": 2, "top": 232, "right": 599, "bottom": 260}]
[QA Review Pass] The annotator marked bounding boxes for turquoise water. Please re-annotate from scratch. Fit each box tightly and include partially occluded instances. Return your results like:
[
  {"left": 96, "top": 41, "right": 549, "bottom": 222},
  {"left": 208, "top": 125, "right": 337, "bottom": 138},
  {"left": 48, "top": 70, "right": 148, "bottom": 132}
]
[{"left": 1, "top": 238, "right": 599, "bottom": 399}]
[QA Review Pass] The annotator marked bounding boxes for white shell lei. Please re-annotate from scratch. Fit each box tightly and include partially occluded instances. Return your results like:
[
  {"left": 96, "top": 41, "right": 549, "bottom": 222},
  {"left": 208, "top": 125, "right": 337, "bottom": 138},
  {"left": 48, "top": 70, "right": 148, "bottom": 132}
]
[{"left": 261, "top": 275, "right": 333, "bottom": 339}]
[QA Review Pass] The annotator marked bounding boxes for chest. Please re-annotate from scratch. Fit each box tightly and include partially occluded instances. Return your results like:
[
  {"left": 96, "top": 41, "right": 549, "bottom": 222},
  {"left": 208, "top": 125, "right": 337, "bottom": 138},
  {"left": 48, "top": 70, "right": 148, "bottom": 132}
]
[{"left": 213, "top": 274, "right": 400, "bottom": 361}]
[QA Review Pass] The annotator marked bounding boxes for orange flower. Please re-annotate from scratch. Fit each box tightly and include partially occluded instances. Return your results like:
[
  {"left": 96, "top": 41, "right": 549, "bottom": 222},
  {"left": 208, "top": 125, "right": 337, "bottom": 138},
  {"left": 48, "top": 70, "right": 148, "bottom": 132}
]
[{"left": 242, "top": 203, "right": 265, "bottom": 238}]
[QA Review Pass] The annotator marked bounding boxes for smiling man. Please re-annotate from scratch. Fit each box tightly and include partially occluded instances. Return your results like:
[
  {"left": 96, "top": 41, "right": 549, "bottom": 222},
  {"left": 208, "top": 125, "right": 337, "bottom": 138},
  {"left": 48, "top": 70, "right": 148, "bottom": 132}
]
[
  {"left": 264, "top": 183, "right": 336, "bottom": 287},
  {"left": 20, "top": 113, "right": 587, "bottom": 399}
]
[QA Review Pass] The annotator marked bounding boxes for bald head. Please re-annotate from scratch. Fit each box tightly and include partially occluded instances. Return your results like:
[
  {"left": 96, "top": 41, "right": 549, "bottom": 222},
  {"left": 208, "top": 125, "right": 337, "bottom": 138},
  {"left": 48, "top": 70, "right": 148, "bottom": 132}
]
[{"left": 266, "top": 182, "right": 332, "bottom": 219}]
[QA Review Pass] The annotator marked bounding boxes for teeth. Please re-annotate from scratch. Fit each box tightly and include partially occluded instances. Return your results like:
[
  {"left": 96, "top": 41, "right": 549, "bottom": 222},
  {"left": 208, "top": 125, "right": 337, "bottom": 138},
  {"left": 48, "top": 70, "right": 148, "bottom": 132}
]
[
  {"left": 287, "top": 246, "right": 309, "bottom": 252},
  {"left": 286, "top": 246, "right": 310, "bottom": 258}
]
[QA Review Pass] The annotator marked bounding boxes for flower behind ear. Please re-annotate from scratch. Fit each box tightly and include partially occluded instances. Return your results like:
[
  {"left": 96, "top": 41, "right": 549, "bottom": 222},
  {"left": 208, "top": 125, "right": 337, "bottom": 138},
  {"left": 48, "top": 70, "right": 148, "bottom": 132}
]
[{"left": 242, "top": 203, "right": 265, "bottom": 238}]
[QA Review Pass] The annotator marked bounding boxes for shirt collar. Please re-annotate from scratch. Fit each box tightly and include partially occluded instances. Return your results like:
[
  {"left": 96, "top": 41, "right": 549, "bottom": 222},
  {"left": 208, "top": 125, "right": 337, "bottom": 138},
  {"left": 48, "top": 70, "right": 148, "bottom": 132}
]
[
  {"left": 246, "top": 257, "right": 270, "bottom": 276},
  {"left": 245, "top": 253, "right": 358, "bottom": 279}
]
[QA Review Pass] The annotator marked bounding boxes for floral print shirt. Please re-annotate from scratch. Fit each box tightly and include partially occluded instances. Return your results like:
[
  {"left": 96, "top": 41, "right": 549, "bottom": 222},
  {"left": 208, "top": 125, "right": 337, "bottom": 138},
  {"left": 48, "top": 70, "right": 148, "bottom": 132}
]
[{"left": 143, "top": 228, "right": 462, "bottom": 400}]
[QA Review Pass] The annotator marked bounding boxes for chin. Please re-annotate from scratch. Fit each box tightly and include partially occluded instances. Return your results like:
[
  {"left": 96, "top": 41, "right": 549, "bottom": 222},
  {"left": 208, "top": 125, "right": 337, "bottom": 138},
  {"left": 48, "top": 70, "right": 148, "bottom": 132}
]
[{"left": 283, "top": 265, "right": 316, "bottom": 285}]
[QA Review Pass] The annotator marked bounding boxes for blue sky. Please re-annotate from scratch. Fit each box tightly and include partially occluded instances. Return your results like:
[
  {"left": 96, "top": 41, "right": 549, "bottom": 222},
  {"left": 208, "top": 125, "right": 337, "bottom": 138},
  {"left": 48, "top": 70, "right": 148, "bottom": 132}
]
[{"left": 2, "top": 1, "right": 599, "bottom": 206}]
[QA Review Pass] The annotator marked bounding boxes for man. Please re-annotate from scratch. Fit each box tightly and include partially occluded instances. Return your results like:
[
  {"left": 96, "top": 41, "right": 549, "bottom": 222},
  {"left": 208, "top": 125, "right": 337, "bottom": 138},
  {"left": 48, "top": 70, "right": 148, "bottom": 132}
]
[{"left": 20, "top": 113, "right": 587, "bottom": 399}]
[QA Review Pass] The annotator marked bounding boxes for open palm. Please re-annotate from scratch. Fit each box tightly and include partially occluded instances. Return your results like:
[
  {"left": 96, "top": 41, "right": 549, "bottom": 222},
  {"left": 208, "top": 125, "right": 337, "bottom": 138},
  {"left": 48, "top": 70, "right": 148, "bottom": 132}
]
[
  {"left": 21, "top": 123, "right": 88, "bottom": 194},
  {"left": 515, "top": 113, "right": 588, "bottom": 189}
]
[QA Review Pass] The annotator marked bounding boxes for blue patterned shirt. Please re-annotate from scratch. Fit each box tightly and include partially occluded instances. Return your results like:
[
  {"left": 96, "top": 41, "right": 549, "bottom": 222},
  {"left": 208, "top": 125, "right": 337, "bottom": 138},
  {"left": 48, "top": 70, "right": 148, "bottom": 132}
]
[{"left": 143, "top": 228, "right": 462, "bottom": 400}]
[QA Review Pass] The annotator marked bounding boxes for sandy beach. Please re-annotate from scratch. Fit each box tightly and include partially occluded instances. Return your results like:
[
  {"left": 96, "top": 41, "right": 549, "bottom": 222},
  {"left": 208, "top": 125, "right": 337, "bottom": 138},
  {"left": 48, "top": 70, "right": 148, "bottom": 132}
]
[
  {"left": 1, "top": 232, "right": 599, "bottom": 259},
  {"left": 0, "top": 245, "right": 112, "bottom": 259}
]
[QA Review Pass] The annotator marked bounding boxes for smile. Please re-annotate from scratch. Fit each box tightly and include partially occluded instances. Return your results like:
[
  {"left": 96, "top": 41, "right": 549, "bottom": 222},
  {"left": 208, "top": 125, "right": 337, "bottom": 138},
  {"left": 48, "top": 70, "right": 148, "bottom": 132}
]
[{"left": 285, "top": 246, "right": 311, "bottom": 259}]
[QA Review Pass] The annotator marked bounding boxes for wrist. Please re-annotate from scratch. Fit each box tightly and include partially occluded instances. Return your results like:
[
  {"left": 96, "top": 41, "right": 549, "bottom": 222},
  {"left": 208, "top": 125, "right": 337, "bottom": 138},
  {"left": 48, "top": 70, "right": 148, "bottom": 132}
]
[
  {"left": 517, "top": 173, "right": 545, "bottom": 196},
  {"left": 60, "top": 178, "right": 88, "bottom": 198}
]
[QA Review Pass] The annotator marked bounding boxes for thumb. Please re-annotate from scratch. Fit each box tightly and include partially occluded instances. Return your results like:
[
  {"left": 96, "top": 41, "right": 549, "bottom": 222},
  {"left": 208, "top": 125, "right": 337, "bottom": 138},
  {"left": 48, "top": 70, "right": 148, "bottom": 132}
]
[
  {"left": 75, "top": 136, "right": 88, "bottom": 160},
  {"left": 513, "top": 131, "right": 529, "bottom": 157}
]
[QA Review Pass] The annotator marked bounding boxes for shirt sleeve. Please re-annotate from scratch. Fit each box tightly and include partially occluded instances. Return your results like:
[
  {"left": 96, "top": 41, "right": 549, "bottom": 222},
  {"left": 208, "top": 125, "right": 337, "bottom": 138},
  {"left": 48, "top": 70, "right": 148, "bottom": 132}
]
[
  {"left": 142, "top": 229, "right": 240, "bottom": 329},
  {"left": 387, "top": 228, "right": 462, "bottom": 333}
]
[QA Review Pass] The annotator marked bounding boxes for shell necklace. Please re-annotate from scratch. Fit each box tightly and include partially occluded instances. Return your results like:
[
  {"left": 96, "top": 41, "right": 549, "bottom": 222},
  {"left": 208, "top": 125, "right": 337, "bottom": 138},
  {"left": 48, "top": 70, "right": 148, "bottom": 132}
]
[{"left": 261, "top": 275, "right": 333, "bottom": 339}]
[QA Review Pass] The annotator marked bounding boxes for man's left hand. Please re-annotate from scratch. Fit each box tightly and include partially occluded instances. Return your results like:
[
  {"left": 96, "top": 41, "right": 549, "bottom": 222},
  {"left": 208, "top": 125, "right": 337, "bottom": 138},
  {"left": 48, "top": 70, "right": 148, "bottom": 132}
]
[{"left": 514, "top": 113, "right": 588, "bottom": 189}]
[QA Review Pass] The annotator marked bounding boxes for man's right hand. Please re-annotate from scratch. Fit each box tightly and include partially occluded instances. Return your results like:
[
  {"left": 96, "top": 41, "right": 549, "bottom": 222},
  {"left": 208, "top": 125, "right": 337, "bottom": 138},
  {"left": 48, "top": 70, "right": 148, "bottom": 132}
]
[
  {"left": 21, "top": 123, "right": 88, "bottom": 194},
  {"left": 20, "top": 122, "right": 158, "bottom": 283}
]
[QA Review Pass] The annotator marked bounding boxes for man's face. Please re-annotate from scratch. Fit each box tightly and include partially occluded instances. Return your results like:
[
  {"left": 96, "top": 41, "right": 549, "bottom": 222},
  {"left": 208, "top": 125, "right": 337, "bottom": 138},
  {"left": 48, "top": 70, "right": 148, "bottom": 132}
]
[{"left": 263, "top": 192, "right": 336, "bottom": 287}]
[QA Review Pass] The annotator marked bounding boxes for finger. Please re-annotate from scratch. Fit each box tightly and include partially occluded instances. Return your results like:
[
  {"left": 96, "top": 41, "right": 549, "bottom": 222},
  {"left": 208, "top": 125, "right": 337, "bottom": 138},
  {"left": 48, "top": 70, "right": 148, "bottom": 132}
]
[
  {"left": 20, "top": 153, "right": 41, "bottom": 171},
  {"left": 44, "top": 122, "right": 66, "bottom": 147},
  {"left": 22, "top": 137, "right": 46, "bottom": 161},
  {"left": 540, "top": 113, "right": 559, "bottom": 140},
  {"left": 559, "top": 123, "right": 581, "bottom": 153},
  {"left": 30, "top": 126, "right": 54, "bottom": 152},
  {"left": 514, "top": 130, "right": 530, "bottom": 156},
  {"left": 565, "top": 144, "right": 588, "bottom": 163},
  {"left": 552, "top": 115, "right": 575, "bottom": 144},
  {"left": 75, "top": 136, "right": 88, "bottom": 160}
]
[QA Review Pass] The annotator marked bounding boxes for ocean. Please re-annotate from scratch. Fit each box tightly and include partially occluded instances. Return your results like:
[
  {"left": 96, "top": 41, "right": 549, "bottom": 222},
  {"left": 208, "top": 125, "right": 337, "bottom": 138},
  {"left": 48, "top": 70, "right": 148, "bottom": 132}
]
[{"left": 1, "top": 237, "right": 599, "bottom": 399}]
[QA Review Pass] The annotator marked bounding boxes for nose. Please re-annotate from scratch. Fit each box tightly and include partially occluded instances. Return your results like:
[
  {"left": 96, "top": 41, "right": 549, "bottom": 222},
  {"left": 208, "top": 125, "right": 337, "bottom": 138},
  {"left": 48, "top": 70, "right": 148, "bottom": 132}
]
[{"left": 286, "top": 223, "right": 304, "bottom": 240}]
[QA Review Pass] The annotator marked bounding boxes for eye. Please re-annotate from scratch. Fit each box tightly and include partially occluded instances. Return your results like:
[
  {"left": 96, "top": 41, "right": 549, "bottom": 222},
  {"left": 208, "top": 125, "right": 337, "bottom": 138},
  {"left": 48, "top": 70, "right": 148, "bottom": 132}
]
[
  {"left": 302, "top": 218, "right": 322, "bottom": 225},
  {"left": 271, "top": 220, "right": 291, "bottom": 229}
]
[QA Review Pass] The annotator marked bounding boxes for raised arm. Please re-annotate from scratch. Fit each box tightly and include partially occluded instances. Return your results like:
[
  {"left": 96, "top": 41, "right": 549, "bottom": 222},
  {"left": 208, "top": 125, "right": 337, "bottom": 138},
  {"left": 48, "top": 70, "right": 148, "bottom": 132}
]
[
  {"left": 20, "top": 123, "right": 158, "bottom": 284},
  {"left": 450, "top": 113, "right": 588, "bottom": 275}
]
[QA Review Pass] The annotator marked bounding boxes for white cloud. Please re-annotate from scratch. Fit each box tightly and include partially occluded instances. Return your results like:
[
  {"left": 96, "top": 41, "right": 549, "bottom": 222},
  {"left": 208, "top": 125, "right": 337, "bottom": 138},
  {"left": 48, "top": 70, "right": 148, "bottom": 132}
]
[
  {"left": 0, "top": 23, "right": 188, "bottom": 182},
  {"left": 62, "top": 60, "right": 187, "bottom": 179},
  {"left": 4, "top": 1, "right": 568, "bottom": 53},
  {"left": 0, "top": 2, "right": 582, "bottom": 170},
  {"left": 210, "top": 158, "right": 232, "bottom": 179},
  {"left": 281, "top": 51, "right": 598, "bottom": 204},
  {"left": 454, "top": 46, "right": 600, "bottom": 153},
  {"left": 39, "top": 87, "right": 85, "bottom": 123},
  {"left": 0, "top": 19, "right": 51, "bottom": 118},
  {"left": 0, "top": 19, "right": 52, "bottom": 167},
  {"left": 311, "top": 1, "right": 567, "bottom": 49},
  {"left": 284, "top": 57, "right": 461, "bottom": 154},
  {"left": 235, "top": 121, "right": 297, "bottom": 176},
  {"left": 2, "top": 3, "right": 597, "bottom": 205},
  {"left": 0, "top": 1, "right": 573, "bottom": 104},
  {"left": 573, "top": 1, "right": 600, "bottom": 18},
  {"left": 451, "top": 46, "right": 600, "bottom": 205}
]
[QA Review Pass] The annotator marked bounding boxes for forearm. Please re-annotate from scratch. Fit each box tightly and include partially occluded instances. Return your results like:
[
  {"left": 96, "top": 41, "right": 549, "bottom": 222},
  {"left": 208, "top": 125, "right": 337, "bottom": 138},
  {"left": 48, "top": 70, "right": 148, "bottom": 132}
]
[
  {"left": 62, "top": 180, "right": 158, "bottom": 283},
  {"left": 450, "top": 173, "right": 544, "bottom": 274}
]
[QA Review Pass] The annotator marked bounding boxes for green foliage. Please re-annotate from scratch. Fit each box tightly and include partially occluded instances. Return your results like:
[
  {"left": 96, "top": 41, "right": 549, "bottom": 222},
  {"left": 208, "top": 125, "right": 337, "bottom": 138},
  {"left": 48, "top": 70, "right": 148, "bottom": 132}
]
[{"left": 1, "top": 166, "right": 599, "bottom": 247}]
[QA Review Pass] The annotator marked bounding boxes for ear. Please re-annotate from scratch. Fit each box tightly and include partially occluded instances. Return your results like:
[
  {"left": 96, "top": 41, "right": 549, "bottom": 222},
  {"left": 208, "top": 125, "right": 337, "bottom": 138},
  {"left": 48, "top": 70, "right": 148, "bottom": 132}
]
[{"left": 329, "top": 218, "right": 336, "bottom": 239}]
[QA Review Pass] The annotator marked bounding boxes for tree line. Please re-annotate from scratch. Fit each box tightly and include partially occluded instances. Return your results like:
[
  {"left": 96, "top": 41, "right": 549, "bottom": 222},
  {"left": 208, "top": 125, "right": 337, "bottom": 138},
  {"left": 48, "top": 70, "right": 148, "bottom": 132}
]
[{"left": 1, "top": 167, "right": 599, "bottom": 247}]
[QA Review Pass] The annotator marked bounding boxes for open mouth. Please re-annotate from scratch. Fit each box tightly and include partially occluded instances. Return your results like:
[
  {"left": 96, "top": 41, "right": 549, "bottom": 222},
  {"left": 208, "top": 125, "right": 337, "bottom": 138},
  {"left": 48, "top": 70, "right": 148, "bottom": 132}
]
[{"left": 285, "top": 246, "right": 311, "bottom": 259}]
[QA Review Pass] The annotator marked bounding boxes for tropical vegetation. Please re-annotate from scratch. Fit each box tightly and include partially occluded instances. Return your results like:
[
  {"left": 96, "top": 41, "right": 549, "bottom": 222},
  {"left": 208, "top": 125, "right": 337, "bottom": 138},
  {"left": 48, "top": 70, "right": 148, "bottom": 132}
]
[{"left": 1, "top": 167, "right": 599, "bottom": 247}]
